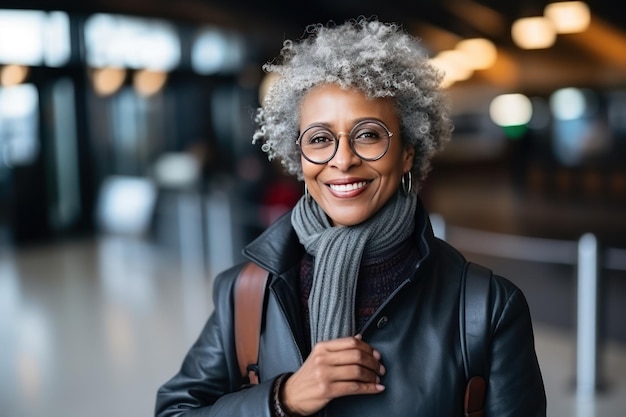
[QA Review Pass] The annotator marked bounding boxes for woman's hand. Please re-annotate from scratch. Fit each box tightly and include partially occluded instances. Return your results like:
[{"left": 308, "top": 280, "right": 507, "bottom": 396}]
[{"left": 280, "top": 334, "right": 386, "bottom": 416}]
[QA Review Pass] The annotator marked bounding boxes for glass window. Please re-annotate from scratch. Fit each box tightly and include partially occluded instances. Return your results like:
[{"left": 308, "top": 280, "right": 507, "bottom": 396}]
[
  {"left": 84, "top": 14, "right": 180, "bottom": 71},
  {"left": 0, "top": 10, "right": 70, "bottom": 66}
]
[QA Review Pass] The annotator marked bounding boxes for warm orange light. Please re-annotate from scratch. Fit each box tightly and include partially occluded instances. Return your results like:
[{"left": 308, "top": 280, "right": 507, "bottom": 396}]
[
  {"left": 455, "top": 38, "right": 497, "bottom": 70},
  {"left": 0, "top": 64, "right": 29, "bottom": 86},
  {"left": 428, "top": 57, "right": 457, "bottom": 88},
  {"left": 133, "top": 70, "right": 167, "bottom": 97},
  {"left": 430, "top": 50, "right": 474, "bottom": 87},
  {"left": 92, "top": 67, "right": 126, "bottom": 96},
  {"left": 511, "top": 16, "right": 557, "bottom": 49},
  {"left": 544, "top": 1, "right": 590, "bottom": 34}
]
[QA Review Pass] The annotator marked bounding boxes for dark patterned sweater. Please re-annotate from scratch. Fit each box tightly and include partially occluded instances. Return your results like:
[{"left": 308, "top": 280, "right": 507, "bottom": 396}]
[{"left": 298, "top": 238, "right": 421, "bottom": 348}]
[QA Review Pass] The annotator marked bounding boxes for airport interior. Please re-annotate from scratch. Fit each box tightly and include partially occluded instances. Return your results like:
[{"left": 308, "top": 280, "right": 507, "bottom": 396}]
[{"left": 0, "top": 1, "right": 625, "bottom": 416}]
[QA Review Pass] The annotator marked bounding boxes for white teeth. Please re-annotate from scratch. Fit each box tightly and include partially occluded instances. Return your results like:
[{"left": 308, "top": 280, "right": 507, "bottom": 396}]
[{"left": 329, "top": 181, "right": 367, "bottom": 192}]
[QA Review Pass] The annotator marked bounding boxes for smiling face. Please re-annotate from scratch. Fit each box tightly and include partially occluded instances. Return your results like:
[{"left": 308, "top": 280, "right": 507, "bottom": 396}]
[{"left": 299, "top": 84, "right": 415, "bottom": 227}]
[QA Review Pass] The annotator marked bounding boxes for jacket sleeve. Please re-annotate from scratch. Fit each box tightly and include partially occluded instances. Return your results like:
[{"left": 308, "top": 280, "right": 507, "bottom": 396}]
[
  {"left": 154, "top": 264, "right": 276, "bottom": 417},
  {"left": 486, "top": 277, "right": 547, "bottom": 417}
]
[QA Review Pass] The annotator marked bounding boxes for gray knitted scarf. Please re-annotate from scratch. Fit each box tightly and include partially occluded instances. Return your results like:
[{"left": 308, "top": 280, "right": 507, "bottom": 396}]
[{"left": 291, "top": 190, "right": 417, "bottom": 346}]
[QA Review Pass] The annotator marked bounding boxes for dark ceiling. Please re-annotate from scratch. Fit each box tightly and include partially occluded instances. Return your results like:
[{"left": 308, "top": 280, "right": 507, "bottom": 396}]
[{"left": 4, "top": 0, "right": 626, "bottom": 98}]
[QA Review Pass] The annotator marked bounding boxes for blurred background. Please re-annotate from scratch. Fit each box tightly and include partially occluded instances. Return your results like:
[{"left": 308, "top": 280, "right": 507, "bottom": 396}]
[{"left": 0, "top": 1, "right": 624, "bottom": 416}]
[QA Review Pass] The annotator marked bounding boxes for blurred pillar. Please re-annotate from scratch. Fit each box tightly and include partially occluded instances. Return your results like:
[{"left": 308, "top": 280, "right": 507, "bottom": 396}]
[{"left": 576, "top": 232, "right": 599, "bottom": 401}]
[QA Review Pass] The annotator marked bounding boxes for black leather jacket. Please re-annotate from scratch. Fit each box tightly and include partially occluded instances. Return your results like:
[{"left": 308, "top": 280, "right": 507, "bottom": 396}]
[{"left": 155, "top": 202, "right": 546, "bottom": 416}]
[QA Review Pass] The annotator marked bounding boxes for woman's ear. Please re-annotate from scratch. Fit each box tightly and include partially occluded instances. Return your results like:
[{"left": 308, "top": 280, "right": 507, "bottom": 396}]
[{"left": 402, "top": 144, "right": 416, "bottom": 173}]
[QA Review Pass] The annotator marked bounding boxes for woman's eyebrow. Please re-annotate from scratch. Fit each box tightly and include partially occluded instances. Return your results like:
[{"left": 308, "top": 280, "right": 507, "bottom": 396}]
[{"left": 301, "top": 117, "right": 386, "bottom": 130}]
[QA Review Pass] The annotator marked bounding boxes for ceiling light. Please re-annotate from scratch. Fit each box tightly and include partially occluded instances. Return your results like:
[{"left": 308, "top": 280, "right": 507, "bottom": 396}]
[
  {"left": 133, "top": 70, "right": 168, "bottom": 97},
  {"left": 550, "top": 87, "right": 593, "bottom": 120},
  {"left": 489, "top": 93, "right": 533, "bottom": 127},
  {"left": 455, "top": 38, "right": 497, "bottom": 70},
  {"left": 92, "top": 67, "right": 126, "bottom": 97},
  {"left": 428, "top": 57, "right": 456, "bottom": 88},
  {"left": 430, "top": 50, "right": 474, "bottom": 87},
  {"left": 511, "top": 16, "right": 556, "bottom": 49},
  {"left": 544, "top": 1, "right": 590, "bottom": 34},
  {"left": 0, "top": 64, "right": 29, "bottom": 86}
]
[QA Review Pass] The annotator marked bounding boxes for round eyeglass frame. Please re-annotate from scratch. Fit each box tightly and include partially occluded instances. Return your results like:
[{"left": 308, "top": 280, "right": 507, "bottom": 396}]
[{"left": 296, "top": 119, "right": 393, "bottom": 165}]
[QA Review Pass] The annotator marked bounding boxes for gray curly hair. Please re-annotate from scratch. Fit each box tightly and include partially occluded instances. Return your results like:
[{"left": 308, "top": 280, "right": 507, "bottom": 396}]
[{"left": 252, "top": 16, "right": 454, "bottom": 190}]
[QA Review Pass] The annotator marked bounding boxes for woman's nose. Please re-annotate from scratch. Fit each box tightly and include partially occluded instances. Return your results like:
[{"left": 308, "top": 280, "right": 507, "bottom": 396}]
[{"left": 329, "top": 134, "right": 361, "bottom": 169}]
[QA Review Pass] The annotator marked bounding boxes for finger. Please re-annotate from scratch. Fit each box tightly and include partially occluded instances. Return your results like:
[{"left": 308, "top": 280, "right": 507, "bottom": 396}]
[
  {"left": 351, "top": 335, "right": 382, "bottom": 360},
  {"left": 315, "top": 347, "right": 385, "bottom": 377},
  {"left": 311, "top": 338, "right": 385, "bottom": 376},
  {"left": 330, "top": 380, "right": 386, "bottom": 397},
  {"left": 318, "top": 336, "right": 378, "bottom": 357},
  {"left": 342, "top": 349, "right": 386, "bottom": 375},
  {"left": 331, "top": 364, "right": 383, "bottom": 383}
]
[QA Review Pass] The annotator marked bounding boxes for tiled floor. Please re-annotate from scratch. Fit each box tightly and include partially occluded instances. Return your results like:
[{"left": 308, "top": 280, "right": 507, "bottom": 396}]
[{"left": 1, "top": 234, "right": 624, "bottom": 417}]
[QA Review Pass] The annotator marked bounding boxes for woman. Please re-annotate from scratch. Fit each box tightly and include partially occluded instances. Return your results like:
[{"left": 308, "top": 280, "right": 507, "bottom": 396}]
[{"left": 155, "top": 17, "right": 546, "bottom": 416}]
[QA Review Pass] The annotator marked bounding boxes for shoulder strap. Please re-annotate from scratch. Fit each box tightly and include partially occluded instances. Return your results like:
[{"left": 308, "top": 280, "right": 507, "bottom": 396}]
[
  {"left": 234, "top": 261, "right": 270, "bottom": 385},
  {"left": 460, "top": 261, "right": 492, "bottom": 417}
]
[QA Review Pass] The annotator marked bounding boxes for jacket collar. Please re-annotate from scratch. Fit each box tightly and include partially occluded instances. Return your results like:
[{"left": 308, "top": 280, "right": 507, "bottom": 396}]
[
  {"left": 242, "top": 195, "right": 437, "bottom": 277},
  {"left": 242, "top": 211, "right": 304, "bottom": 276}
]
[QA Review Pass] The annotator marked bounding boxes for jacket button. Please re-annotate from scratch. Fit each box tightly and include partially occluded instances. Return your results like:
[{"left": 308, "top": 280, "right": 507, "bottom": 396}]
[{"left": 376, "top": 316, "right": 389, "bottom": 328}]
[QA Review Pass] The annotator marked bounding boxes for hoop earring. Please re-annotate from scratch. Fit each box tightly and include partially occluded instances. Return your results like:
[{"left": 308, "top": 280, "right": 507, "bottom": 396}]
[
  {"left": 401, "top": 171, "right": 412, "bottom": 195},
  {"left": 304, "top": 184, "right": 310, "bottom": 201}
]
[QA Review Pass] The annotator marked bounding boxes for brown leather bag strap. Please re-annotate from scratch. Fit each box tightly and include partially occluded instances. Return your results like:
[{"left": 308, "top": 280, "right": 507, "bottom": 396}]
[
  {"left": 464, "top": 376, "right": 487, "bottom": 417},
  {"left": 234, "top": 262, "right": 270, "bottom": 385}
]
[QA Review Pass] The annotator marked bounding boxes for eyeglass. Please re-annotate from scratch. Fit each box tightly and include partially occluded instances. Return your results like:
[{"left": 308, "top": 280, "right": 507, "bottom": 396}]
[{"left": 296, "top": 119, "right": 393, "bottom": 164}]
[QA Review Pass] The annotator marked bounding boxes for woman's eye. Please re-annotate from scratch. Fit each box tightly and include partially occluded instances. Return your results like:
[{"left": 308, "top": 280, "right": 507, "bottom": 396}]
[
  {"left": 309, "top": 133, "right": 334, "bottom": 144},
  {"left": 354, "top": 130, "right": 380, "bottom": 142}
]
